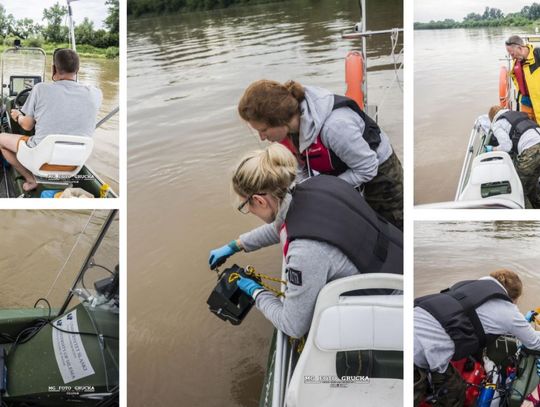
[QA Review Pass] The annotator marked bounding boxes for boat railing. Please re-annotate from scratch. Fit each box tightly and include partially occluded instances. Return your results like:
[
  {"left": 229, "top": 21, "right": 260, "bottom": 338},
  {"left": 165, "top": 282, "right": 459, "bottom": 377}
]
[
  {"left": 455, "top": 118, "right": 489, "bottom": 200},
  {"left": 417, "top": 199, "right": 523, "bottom": 210}
]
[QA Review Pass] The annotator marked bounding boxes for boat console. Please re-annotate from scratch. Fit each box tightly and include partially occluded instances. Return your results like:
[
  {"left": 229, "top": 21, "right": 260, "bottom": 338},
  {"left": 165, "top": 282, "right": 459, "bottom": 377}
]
[{"left": 9, "top": 75, "right": 41, "bottom": 97}]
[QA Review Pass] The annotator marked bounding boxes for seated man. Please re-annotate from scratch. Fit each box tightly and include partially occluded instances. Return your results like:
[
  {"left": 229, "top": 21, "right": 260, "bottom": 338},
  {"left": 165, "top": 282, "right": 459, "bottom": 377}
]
[
  {"left": 0, "top": 48, "right": 102, "bottom": 191},
  {"left": 487, "top": 105, "right": 540, "bottom": 208}
]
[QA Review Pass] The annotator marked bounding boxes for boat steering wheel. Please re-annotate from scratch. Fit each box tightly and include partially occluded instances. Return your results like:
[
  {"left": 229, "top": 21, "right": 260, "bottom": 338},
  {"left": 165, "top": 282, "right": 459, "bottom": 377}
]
[{"left": 14, "top": 87, "right": 32, "bottom": 109}]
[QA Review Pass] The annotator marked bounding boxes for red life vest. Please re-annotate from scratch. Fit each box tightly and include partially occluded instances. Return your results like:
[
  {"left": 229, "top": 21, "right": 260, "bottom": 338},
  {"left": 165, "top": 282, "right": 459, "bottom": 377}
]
[
  {"left": 514, "top": 61, "right": 530, "bottom": 96},
  {"left": 280, "top": 95, "right": 381, "bottom": 176}
]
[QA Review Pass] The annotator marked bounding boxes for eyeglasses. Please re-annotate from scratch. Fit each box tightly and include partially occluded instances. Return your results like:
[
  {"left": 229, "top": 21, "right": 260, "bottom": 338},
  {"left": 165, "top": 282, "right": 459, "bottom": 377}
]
[
  {"left": 237, "top": 193, "right": 266, "bottom": 214},
  {"left": 505, "top": 41, "right": 522, "bottom": 47}
]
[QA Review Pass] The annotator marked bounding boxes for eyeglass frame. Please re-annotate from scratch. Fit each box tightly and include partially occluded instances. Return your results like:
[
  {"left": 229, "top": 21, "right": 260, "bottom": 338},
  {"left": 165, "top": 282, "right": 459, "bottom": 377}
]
[
  {"left": 505, "top": 41, "right": 523, "bottom": 47},
  {"left": 237, "top": 193, "right": 267, "bottom": 214}
]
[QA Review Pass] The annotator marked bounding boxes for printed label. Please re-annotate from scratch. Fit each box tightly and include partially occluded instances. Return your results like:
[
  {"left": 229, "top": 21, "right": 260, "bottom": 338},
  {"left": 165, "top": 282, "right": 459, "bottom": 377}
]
[{"left": 52, "top": 310, "right": 95, "bottom": 384}]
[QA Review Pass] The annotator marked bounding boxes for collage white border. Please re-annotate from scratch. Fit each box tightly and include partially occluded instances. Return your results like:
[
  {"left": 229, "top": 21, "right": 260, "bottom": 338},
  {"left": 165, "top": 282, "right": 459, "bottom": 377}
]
[
  {"left": 0, "top": 0, "right": 126, "bottom": 404},
  {"left": 3, "top": 0, "right": 540, "bottom": 405},
  {"left": 404, "top": 1, "right": 540, "bottom": 406}
]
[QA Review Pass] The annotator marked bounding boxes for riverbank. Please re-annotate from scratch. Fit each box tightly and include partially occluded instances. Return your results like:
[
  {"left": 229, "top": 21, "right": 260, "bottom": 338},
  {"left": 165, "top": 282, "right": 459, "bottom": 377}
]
[
  {"left": 0, "top": 42, "right": 119, "bottom": 59},
  {"left": 127, "top": 0, "right": 287, "bottom": 18},
  {"left": 415, "top": 19, "right": 540, "bottom": 30}
]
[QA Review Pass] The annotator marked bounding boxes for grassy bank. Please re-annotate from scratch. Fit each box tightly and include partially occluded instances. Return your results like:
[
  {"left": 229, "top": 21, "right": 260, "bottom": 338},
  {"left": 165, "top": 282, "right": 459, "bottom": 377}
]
[
  {"left": 0, "top": 42, "right": 119, "bottom": 59},
  {"left": 415, "top": 19, "right": 540, "bottom": 30},
  {"left": 127, "top": 0, "right": 287, "bottom": 18}
]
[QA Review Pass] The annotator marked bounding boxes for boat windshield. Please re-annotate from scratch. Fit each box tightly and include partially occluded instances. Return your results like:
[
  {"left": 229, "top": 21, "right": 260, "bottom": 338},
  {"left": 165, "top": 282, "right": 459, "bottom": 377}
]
[{"left": 1, "top": 48, "right": 46, "bottom": 99}]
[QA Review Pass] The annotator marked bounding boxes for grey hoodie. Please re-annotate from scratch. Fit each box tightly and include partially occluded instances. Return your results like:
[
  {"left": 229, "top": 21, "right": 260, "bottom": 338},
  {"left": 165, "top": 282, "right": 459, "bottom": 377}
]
[
  {"left": 239, "top": 193, "right": 359, "bottom": 338},
  {"left": 299, "top": 86, "right": 393, "bottom": 186},
  {"left": 414, "top": 276, "right": 540, "bottom": 373}
]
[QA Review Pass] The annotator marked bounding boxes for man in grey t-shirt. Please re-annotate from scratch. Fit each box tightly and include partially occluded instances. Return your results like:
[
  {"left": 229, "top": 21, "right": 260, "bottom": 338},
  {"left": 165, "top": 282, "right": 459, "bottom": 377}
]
[{"left": 0, "top": 48, "right": 102, "bottom": 191}]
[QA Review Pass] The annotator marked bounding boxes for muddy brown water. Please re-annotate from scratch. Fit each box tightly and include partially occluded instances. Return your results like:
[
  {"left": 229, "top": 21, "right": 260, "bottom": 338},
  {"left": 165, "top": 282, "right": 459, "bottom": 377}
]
[
  {"left": 79, "top": 57, "right": 119, "bottom": 193},
  {"left": 414, "top": 27, "right": 540, "bottom": 205},
  {"left": 415, "top": 221, "right": 540, "bottom": 313},
  {"left": 127, "top": 0, "right": 403, "bottom": 405},
  {"left": 0, "top": 211, "right": 119, "bottom": 310}
]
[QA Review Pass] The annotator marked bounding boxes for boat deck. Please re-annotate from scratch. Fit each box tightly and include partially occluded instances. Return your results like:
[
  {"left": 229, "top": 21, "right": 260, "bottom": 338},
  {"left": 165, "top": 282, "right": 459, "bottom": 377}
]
[{"left": 0, "top": 162, "right": 15, "bottom": 198}]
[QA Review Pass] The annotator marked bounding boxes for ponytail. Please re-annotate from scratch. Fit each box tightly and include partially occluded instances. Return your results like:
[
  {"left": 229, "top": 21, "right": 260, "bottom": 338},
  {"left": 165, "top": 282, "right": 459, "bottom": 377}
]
[{"left": 232, "top": 143, "right": 297, "bottom": 201}]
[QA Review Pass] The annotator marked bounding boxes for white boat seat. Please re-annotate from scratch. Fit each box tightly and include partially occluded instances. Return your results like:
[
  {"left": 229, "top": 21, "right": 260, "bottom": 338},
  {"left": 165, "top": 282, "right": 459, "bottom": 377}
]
[
  {"left": 17, "top": 134, "right": 93, "bottom": 178},
  {"left": 458, "top": 151, "right": 524, "bottom": 207},
  {"left": 315, "top": 296, "right": 403, "bottom": 352},
  {"left": 285, "top": 274, "right": 403, "bottom": 407}
]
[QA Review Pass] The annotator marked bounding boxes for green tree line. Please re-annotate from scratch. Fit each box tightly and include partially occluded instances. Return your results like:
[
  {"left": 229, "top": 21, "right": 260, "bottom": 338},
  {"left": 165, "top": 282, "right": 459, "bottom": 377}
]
[
  {"left": 0, "top": 1, "right": 119, "bottom": 49},
  {"left": 415, "top": 4, "right": 540, "bottom": 29},
  {"left": 127, "top": 0, "right": 284, "bottom": 18}
]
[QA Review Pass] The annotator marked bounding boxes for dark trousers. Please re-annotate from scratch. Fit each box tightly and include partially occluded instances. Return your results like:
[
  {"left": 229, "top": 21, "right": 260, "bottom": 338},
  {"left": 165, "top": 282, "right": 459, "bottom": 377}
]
[
  {"left": 516, "top": 143, "right": 540, "bottom": 209},
  {"left": 364, "top": 151, "right": 403, "bottom": 231},
  {"left": 414, "top": 364, "right": 466, "bottom": 407}
]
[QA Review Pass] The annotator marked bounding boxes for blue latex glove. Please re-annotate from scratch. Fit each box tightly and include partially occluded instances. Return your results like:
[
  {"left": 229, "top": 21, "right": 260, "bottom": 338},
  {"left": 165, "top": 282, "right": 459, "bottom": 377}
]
[
  {"left": 525, "top": 310, "right": 538, "bottom": 323},
  {"left": 484, "top": 145, "right": 493, "bottom": 153},
  {"left": 208, "top": 241, "right": 239, "bottom": 269},
  {"left": 237, "top": 276, "right": 263, "bottom": 298}
]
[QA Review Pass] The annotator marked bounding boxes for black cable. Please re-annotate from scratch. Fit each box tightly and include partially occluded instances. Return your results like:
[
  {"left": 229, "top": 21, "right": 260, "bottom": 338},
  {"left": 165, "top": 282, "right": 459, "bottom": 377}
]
[
  {"left": 91, "top": 264, "right": 114, "bottom": 275},
  {"left": 47, "top": 319, "right": 118, "bottom": 341},
  {"left": 82, "top": 263, "right": 114, "bottom": 291},
  {"left": 34, "top": 297, "right": 118, "bottom": 341},
  {"left": 8, "top": 297, "right": 118, "bottom": 358}
]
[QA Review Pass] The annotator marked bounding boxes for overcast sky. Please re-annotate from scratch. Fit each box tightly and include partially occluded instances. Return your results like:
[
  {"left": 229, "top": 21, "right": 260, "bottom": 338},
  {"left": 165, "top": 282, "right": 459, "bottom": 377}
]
[
  {"left": 415, "top": 0, "right": 535, "bottom": 22},
  {"left": 1, "top": 0, "right": 109, "bottom": 29}
]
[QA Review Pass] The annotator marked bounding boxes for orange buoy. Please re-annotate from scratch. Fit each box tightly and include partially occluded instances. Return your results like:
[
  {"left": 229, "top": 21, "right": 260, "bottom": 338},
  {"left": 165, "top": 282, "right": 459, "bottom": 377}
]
[
  {"left": 345, "top": 51, "right": 365, "bottom": 109},
  {"left": 499, "top": 66, "right": 509, "bottom": 108}
]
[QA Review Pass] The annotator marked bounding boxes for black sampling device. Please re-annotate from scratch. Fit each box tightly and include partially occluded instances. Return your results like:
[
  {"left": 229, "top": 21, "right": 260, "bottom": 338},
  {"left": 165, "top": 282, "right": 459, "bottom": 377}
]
[{"left": 207, "top": 264, "right": 260, "bottom": 325}]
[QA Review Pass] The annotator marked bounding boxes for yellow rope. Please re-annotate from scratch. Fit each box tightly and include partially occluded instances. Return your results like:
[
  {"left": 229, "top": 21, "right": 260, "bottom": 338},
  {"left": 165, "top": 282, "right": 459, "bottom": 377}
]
[
  {"left": 289, "top": 336, "right": 306, "bottom": 353},
  {"left": 228, "top": 265, "right": 287, "bottom": 297}
]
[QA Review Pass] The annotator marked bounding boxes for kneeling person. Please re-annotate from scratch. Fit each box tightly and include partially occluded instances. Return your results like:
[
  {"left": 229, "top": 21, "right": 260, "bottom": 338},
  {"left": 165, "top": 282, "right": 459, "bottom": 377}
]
[
  {"left": 414, "top": 269, "right": 540, "bottom": 407},
  {"left": 0, "top": 48, "right": 102, "bottom": 191},
  {"left": 487, "top": 105, "right": 540, "bottom": 208}
]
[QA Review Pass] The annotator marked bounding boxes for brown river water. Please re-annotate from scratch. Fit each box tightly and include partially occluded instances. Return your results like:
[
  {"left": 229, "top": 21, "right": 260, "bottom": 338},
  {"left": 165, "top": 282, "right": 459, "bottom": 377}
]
[
  {"left": 414, "top": 27, "right": 540, "bottom": 205},
  {"left": 0, "top": 210, "right": 119, "bottom": 310},
  {"left": 127, "top": 0, "right": 403, "bottom": 405},
  {"left": 415, "top": 221, "right": 540, "bottom": 313},
  {"left": 79, "top": 57, "right": 119, "bottom": 193}
]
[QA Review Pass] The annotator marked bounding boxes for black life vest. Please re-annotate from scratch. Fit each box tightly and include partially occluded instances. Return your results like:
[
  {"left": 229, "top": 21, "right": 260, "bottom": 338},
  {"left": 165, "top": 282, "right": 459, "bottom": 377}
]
[
  {"left": 529, "top": 47, "right": 540, "bottom": 75},
  {"left": 282, "top": 95, "right": 382, "bottom": 176},
  {"left": 281, "top": 174, "right": 402, "bottom": 275},
  {"left": 414, "top": 280, "right": 512, "bottom": 360},
  {"left": 496, "top": 111, "right": 540, "bottom": 154}
]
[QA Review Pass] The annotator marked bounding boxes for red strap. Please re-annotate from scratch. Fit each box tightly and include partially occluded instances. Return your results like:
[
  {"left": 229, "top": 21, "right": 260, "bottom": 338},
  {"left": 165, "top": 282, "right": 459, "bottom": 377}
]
[
  {"left": 514, "top": 61, "right": 530, "bottom": 96},
  {"left": 279, "top": 138, "right": 304, "bottom": 164},
  {"left": 280, "top": 224, "right": 289, "bottom": 256}
]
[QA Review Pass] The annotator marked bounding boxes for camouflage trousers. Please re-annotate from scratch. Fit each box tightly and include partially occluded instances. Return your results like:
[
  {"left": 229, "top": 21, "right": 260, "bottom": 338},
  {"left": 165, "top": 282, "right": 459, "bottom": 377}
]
[
  {"left": 516, "top": 143, "right": 540, "bottom": 209},
  {"left": 364, "top": 151, "right": 403, "bottom": 230},
  {"left": 414, "top": 364, "right": 466, "bottom": 407}
]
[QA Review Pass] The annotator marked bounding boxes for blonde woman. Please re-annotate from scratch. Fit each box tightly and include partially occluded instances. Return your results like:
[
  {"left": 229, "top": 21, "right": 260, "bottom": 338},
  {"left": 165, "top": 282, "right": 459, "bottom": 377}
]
[
  {"left": 414, "top": 269, "right": 540, "bottom": 407},
  {"left": 208, "top": 144, "right": 402, "bottom": 338}
]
